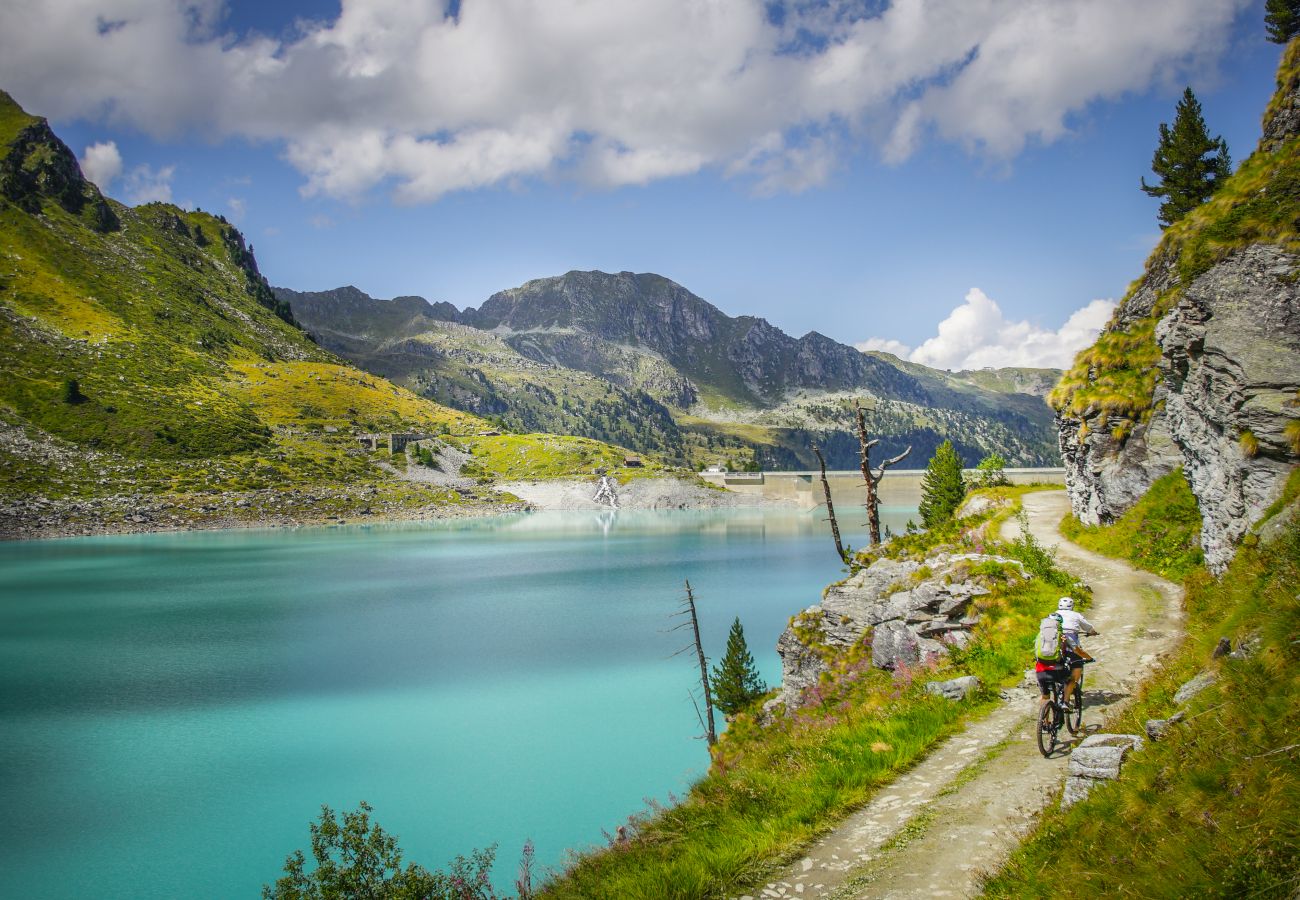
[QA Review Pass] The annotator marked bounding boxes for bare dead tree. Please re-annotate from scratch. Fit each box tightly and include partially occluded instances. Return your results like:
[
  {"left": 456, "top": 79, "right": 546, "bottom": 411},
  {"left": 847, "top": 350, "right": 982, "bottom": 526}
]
[
  {"left": 811, "top": 441, "right": 848, "bottom": 564},
  {"left": 669, "top": 579, "right": 717, "bottom": 747},
  {"left": 855, "top": 402, "right": 912, "bottom": 546}
]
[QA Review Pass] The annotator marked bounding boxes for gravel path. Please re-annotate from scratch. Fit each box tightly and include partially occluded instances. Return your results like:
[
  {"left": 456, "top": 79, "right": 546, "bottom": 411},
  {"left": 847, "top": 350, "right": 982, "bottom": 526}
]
[{"left": 744, "top": 490, "right": 1184, "bottom": 900}]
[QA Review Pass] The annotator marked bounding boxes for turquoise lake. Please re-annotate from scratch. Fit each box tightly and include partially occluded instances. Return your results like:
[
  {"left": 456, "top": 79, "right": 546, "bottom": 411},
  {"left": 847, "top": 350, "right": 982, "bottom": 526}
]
[{"left": 0, "top": 504, "right": 916, "bottom": 898}]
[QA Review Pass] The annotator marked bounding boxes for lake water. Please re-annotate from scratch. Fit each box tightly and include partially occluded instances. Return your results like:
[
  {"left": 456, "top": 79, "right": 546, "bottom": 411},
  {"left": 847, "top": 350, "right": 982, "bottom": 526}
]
[{"left": 0, "top": 503, "right": 915, "bottom": 898}]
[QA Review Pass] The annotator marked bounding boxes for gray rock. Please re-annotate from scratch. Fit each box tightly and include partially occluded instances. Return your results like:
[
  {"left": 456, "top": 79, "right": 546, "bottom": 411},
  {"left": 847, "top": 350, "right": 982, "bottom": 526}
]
[
  {"left": 925, "top": 675, "right": 981, "bottom": 701},
  {"left": 1144, "top": 711, "right": 1186, "bottom": 741},
  {"left": 1077, "top": 732, "right": 1145, "bottom": 753},
  {"left": 1062, "top": 733, "right": 1144, "bottom": 807},
  {"left": 1173, "top": 671, "right": 1217, "bottom": 706},
  {"left": 1156, "top": 245, "right": 1300, "bottom": 572},
  {"left": 872, "top": 620, "right": 919, "bottom": 670},
  {"left": 1211, "top": 637, "right": 1232, "bottom": 659},
  {"left": 1228, "top": 635, "right": 1262, "bottom": 660},
  {"left": 936, "top": 592, "right": 971, "bottom": 617},
  {"left": 1062, "top": 774, "right": 1097, "bottom": 807},
  {"left": 1068, "top": 746, "right": 1127, "bottom": 780},
  {"left": 942, "top": 630, "right": 973, "bottom": 651}
]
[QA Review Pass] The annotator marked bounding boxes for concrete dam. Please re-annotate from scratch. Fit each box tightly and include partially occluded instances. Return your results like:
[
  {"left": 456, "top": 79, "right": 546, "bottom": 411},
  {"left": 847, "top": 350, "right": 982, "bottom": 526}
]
[{"left": 699, "top": 468, "right": 1066, "bottom": 512}]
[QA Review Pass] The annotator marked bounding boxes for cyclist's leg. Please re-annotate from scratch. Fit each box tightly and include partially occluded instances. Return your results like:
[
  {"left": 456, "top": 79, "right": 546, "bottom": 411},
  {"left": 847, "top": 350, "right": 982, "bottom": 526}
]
[
  {"left": 1036, "top": 668, "right": 1055, "bottom": 714},
  {"left": 1063, "top": 651, "right": 1084, "bottom": 706}
]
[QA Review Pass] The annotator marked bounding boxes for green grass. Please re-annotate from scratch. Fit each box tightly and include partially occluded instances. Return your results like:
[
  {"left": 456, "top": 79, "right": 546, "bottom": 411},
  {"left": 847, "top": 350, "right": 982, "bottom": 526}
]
[
  {"left": 982, "top": 500, "right": 1300, "bottom": 899},
  {"left": 537, "top": 492, "right": 1086, "bottom": 899},
  {"left": 1060, "top": 469, "right": 1204, "bottom": 580}
]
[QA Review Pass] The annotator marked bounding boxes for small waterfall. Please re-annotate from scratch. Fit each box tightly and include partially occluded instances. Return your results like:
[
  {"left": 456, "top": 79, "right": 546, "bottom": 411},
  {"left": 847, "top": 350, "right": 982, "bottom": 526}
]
[{"left": 592, "top": 473, "right": 619, "bottom": 510}]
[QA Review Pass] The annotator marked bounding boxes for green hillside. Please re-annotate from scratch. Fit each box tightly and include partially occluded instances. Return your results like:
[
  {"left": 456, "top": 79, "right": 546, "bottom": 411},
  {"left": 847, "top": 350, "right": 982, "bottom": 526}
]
[{"left": 0, "top": 91, "right": 659, "bottom": 536}]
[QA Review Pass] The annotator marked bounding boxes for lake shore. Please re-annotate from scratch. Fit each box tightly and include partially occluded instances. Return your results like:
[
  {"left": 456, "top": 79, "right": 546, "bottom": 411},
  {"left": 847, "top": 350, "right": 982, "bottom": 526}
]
[{"left": 0, "top": 476, "right": 777, "bottom": 541}]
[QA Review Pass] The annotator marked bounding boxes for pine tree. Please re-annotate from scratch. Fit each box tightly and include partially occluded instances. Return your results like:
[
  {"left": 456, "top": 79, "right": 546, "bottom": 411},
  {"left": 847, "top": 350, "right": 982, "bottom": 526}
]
[
  {"left": 1266, "top": 0, "right": 1300, "bottom": 43},
  {"left": 61, "top": 377, "right": 85, "bottom": 404},
  {"left": 918, "top": 440, "right": 966, "bottom": 529},
  {"left": 710, "top": 617, "right": 767, "bottom": 717},
  {"left": 1140, "top": 88, "right": 1232, "bottom": 228}
]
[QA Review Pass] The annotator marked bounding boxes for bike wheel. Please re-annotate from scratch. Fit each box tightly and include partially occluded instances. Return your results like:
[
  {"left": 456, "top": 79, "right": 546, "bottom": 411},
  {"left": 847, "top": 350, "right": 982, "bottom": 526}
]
[
  {"left": 1065, "top": 677, "right": 1084, "bottom": 735},
  {"left": 1037, "top": 702, "right": 1056, "bottom": 756}
]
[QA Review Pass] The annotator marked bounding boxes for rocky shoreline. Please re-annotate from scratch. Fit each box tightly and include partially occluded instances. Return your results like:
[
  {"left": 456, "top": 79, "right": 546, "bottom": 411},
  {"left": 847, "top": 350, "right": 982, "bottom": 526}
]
[{"left": 0, "top": 476, "right": 772, "bottom": 542}]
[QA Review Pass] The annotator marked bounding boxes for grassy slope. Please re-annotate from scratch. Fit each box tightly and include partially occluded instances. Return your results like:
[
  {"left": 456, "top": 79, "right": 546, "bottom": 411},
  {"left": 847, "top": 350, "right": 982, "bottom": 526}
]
[
  {"left": 1060, "top": 469, "right": 1205, "bottom": 580},
  {"left": 538, "top": 486, "right": 1078, "bottom": 899},
  {"left": 0, "top": 95, "right": 658, "bottom": 522},
  {"left": 983, "top": 480, "right": 1300, "bottom": 899},
  {"left": 1050, "top": 38, "right": 1300, "bottom": 433}
]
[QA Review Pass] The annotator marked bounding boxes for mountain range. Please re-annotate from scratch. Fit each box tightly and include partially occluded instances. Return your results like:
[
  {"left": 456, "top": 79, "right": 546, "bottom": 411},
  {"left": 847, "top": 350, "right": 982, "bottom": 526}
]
[{"left": 278, "top": 274, "right": 1062, "bottom": 469}]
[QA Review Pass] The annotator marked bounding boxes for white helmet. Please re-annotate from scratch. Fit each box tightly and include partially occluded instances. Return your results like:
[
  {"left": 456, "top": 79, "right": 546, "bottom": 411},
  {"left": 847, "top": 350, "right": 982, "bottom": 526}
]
[{"left": 1058, "top": 596, "right": 1074, "bottom": 611}]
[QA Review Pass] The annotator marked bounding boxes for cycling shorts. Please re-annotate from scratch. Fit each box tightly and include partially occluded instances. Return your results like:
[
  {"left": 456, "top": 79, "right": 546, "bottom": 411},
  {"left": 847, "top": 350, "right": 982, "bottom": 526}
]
[{"left": 1036, "top": 665, "right": 1067, "bottom": 696}]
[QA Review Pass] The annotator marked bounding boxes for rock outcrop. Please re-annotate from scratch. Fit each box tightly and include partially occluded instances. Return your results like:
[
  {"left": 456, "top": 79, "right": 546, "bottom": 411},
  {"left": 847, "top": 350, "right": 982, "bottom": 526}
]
[
  {"left": 1156, "top": 245, "right": 1300, "bottom": 571},
  {"left": 773, "top": 552, "right": 1017, "bottom": 709},
  {"left": 1056, "top": 250, "right": 1182, "bottom": 525},
  {"left": 1062, "top": 733, "right": 1144, "bottom": 807}
]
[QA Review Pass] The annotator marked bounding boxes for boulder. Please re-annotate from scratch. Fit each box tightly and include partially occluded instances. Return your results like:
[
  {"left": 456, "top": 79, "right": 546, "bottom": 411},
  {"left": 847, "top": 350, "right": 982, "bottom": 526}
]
[
  {"left": 1144, "top": 711, "right": 1185, "bottom": 741},
  {"left": 925, "top": 675, "right": 981, "bottom": 701},
  {"left": 872, "top": 620, "right": 919, "bottom": 670},
  {"left": 1062, "top": 733, "right": 1144, "bottom": 807},
  {"left": 1173, "top": 671, "right": 1217, "bottom": 706}
]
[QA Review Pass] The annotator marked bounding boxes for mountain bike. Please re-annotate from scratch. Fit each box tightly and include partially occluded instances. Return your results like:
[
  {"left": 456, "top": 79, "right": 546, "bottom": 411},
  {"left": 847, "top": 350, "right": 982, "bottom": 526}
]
[{"left": 1037, "top": 658, "right": 1089, "bottom": 756}]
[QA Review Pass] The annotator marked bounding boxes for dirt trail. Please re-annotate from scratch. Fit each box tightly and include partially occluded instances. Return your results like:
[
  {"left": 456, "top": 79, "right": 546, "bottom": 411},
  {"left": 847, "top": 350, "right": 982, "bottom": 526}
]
[{"left": 743, "top": 491, "right": 1183, "bottom": 900}]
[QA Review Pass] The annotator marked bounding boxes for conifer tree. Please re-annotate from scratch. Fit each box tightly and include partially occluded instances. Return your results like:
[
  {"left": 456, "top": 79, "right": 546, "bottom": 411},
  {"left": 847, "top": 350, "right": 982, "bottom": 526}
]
[
  {"left": 1266, "top": 0, "right": 1300, "bottom": 43},
  {"left": 710, "top": 617, "right": 767, "bottom": 717},
  {"left": 1140, "top": 88, "right": 1232, "bottom": 228},
  {"left": 918, "top": 440, "right": 966, "bottom": 529}
]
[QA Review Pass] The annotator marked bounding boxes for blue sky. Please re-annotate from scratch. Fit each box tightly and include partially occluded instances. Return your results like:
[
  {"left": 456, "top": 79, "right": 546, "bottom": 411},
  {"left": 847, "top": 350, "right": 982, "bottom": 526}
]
[{"left": 0, "top": 1, "right": 1282, "bottom": 369}]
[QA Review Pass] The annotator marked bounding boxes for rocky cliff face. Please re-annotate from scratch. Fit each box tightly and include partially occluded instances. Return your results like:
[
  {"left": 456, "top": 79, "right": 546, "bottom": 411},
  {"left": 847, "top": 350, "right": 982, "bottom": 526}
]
[
  {"left": 1055, "top": 246, "right": 1182, "bottom": 525},
  {"left": 1156, "top": 245, "right": 1300, "bottom": 571},
  {"left": 1054, "top": 41, "right": 1300, "bottom": 570}
]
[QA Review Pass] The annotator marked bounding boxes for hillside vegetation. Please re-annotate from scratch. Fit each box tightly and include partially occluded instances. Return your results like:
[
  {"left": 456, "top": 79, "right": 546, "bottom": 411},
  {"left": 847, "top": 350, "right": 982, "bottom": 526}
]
[
  {"left": 0, "top": 90, "right": 660, "bottom": 535},
  {"left": 984, "top": 478, "right": 1300, "bottom": 898}
]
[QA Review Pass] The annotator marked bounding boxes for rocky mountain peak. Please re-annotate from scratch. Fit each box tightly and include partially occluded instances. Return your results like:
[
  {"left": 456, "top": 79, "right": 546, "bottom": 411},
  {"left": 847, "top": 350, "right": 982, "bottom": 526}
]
[{"left": 0, "top": 90, "right": 118, "bottom": 232}]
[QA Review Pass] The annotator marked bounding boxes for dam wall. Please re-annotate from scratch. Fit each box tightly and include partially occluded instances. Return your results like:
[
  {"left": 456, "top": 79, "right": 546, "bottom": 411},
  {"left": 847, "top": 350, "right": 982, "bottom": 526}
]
[{"left": 699, "top": 468, "right": 1066, "bottom": 511}]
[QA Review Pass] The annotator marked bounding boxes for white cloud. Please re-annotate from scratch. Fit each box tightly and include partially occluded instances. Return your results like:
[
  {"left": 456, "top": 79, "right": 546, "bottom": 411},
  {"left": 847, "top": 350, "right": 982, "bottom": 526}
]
[
  {"left": 890, "top": 288, "right": 1114, "bottom": 371},
  {"left": 78, "top": 140, "right": 122, "bottom": 189},
  {"left": 227, "top": 196, "right": 246, "bottom": 220},
  {"left": 0, "top": 0, "right": 1250, "bottom": 203},
  {"left": 855, "top": 337, "right": 913, "bottom": 358},
  {"left": 121, "top": 164, "right": 175, "bottom": 205}
]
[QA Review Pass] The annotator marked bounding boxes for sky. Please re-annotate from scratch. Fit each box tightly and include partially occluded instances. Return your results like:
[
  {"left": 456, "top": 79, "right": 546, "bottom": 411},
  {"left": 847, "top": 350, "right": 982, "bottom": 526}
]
[{"left": 0, "top": 0, "right": 1284, "bottom": 370}]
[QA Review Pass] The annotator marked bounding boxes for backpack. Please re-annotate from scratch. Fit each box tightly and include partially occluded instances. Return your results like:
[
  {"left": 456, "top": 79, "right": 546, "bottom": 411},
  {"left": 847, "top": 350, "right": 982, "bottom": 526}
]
[{"left": 1036, "top": 614, "right": 1064, "bottom": 662}]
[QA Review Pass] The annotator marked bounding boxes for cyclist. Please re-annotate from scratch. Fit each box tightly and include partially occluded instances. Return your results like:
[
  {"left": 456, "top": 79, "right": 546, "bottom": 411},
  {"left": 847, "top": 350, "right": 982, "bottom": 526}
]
[
  {"left": 1056, "top": 596, "right": 1097, "bottom": 709},
  {"left": 1034, "top": 611, "right": 1066, "bottom": 714}
]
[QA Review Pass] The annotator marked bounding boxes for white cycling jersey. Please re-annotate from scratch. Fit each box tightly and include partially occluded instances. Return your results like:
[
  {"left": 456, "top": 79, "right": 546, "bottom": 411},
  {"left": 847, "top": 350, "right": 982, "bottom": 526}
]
[{"left": 1057, "top": 609, "right": 1095, "bottom": 646}]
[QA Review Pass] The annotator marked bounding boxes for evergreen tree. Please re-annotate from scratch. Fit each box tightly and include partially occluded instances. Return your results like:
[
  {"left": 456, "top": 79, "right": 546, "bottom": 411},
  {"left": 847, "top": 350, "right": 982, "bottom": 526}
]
[
  {"left": 61, "top": 377, "right": 85, "bottom": 404},
  {"left": 710, "top": 617, "right": 767, "bottom": 717},
  {"left": 1266, "top": 0, "right": 1300, "bottom": 43},
  {"left": 918, "top": 440, "right": 966, "bottom": 529},
  {"left": 1140, "top": 88, "right": 1232, "bottom": 228}
]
